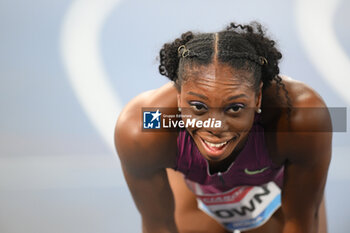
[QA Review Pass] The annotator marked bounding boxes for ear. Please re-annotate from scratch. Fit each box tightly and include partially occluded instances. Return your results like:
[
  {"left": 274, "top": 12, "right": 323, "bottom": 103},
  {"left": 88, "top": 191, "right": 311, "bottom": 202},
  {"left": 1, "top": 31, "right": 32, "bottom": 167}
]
[{"left": 256, "top": 82, "right": 263, "bottom": 108}]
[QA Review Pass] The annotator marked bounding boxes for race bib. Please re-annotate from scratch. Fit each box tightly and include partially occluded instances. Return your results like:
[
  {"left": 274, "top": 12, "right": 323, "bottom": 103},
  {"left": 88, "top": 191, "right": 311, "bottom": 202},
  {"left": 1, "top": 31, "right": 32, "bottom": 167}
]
[{"left": 195, "top": 181, "right": 281, "bottom": 231}]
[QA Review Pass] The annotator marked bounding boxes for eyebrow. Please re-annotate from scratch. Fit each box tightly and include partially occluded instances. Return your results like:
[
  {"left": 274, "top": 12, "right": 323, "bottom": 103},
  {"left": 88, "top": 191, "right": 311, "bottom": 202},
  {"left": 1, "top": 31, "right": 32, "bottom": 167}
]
[
  {"left": 226, "top": 94, "right": 248, "bottom": 101},
  {"left": 187, "top": 91, "right": 209, "bottom": 100}
]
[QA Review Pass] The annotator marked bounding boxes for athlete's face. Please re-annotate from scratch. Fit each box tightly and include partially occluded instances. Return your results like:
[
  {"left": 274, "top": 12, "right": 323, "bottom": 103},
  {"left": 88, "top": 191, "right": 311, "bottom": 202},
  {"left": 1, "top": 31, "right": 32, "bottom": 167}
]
[{"left": 177, "top": 62, "right": 263, "bottom": 163}]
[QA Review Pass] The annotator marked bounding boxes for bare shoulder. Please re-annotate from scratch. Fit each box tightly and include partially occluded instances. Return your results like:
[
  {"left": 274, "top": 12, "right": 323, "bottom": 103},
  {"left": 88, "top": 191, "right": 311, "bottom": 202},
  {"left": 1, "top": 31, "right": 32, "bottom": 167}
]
[
  {"left": 267, "top": 75, "right": 332, "bottom": 163},
  {"left": 114, "top": 82, "right": 179, "bottom": 174},
  {"left": 264, "top": 75, "right": 330, "bottom": 126},
  {"left": 278, "top": 75, "right": 331, "bottom": 130},
  {"left": 279, "top": 75, "right": 327, "bottom": 108},
  {"left": 264, "top": 75, "right": 327, "bottom": 108}
]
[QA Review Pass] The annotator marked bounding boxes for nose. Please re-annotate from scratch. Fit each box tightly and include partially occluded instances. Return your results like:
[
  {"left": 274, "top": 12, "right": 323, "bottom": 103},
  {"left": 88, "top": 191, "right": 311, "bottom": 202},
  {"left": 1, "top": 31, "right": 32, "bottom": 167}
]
[
  {"left": 204, "top": 111, "right": 229, "bottom": 136},
  {"left": 205, "top": 119, "right": 229, "bottom": 137}
]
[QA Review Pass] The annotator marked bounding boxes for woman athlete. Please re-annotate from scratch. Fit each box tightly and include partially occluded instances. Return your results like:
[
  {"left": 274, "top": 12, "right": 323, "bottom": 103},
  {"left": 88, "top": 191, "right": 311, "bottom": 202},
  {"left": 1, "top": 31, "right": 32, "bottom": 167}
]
[{"left": 114, "top": 22, "right": 331, "bottom": 233}]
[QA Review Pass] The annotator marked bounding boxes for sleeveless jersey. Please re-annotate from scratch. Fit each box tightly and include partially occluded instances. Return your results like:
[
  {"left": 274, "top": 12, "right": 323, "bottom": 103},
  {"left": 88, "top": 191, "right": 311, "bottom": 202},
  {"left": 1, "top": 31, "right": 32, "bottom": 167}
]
[{"left": 174, "top": 114, "right": 284, "bottom": 232}]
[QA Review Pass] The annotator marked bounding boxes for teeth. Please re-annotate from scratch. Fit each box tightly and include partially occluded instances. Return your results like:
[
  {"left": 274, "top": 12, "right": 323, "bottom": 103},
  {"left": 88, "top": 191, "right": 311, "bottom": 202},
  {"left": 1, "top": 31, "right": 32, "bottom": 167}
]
[{"left": 204, "top": 140, "right": 228, "bottom": 148}]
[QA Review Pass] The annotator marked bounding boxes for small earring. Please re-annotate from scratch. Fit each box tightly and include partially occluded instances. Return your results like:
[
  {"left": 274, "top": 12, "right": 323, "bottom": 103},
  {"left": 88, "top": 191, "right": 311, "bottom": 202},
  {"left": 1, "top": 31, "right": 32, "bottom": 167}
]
[
  {"left": 178, "top": 107, "right": 182, "bottom": 112},
  {"left": 256, "top": 108, "right": 262, "bottom": 114}
]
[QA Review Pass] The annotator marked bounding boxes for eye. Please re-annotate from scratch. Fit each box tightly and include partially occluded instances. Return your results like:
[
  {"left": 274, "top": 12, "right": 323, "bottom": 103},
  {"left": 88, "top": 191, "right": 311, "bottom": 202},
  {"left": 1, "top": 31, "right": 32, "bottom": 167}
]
[
  {"left": 189, "top": 101, "right": 208, "bottom": 114},
  {"left": 225, "top": 104, "right": 245, "bottom": 114}
]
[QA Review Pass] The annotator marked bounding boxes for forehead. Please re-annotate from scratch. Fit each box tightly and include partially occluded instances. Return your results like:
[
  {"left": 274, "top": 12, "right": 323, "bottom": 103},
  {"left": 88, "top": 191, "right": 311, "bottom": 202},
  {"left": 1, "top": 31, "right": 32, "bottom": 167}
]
[{"left": 181, "top": 63, "right": 255, "bottom": 93}]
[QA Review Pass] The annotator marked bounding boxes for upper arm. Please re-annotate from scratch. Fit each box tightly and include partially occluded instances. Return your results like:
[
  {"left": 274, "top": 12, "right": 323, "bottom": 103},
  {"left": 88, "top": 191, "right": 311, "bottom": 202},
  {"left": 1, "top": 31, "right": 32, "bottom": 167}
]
[
  {"left": 278, "top": 86, "right": 332, "bottom": 232},
  {"left": 114, "top": 99, "right": 178, "bottom": 232}
]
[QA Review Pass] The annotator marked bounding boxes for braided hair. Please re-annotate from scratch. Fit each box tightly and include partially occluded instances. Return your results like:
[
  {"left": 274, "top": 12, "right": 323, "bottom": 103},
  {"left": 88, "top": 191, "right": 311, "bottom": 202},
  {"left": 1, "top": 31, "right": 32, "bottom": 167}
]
[{"left": 159, "top": 21, "right": 292, "bottom": 115}]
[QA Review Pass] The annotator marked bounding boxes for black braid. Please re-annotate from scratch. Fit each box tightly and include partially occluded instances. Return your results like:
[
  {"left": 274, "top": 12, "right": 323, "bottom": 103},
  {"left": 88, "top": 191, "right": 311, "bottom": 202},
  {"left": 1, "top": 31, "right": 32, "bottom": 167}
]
[
  {"left": 159, "top": 31, "right": 194, "bottom": 81},
  {"left": 273, "top": 75, "right": 293, "bottom": 119},
  {"left": 224, "top": 22, "right": 282, "bottom": 90},
  {"left": 222, "top": 22, "right": 292, "bottom": 116},
  {"left": 158, "top": 21, "right": 292, "bottom": 118},
  {"left": 219, "top": 51, "right": 267, "bottom": 66}
]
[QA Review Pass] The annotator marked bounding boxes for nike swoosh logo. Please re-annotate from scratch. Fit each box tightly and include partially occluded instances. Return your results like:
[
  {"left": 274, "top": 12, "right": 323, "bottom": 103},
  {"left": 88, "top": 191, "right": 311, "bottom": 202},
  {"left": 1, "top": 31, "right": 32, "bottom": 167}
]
[{"left": 244, "top": 167, "right": 269, "bottom": 175}]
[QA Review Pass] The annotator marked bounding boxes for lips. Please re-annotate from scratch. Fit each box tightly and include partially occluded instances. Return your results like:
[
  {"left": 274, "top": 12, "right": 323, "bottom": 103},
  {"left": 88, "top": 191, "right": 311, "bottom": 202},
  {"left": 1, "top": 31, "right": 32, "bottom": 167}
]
[
  {"left": 200, "top": 137, "right": 233, "bottom": 158},
  {"left": 203, "top": 140, "right": 228, "bottom": 148}
]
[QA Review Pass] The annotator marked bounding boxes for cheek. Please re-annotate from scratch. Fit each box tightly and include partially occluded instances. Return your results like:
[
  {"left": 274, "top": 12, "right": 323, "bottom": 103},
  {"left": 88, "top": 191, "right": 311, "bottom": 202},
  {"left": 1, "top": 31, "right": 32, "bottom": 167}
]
[{"left": 224, "top": 114, "right": 255, "bottom": 132}]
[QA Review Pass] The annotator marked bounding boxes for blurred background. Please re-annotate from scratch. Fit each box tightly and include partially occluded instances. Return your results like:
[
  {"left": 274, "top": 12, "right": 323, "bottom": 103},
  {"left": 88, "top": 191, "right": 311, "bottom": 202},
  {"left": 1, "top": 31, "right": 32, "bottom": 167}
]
[{"left": 0, "top": 0, "right": 349, "bottom": 232}]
